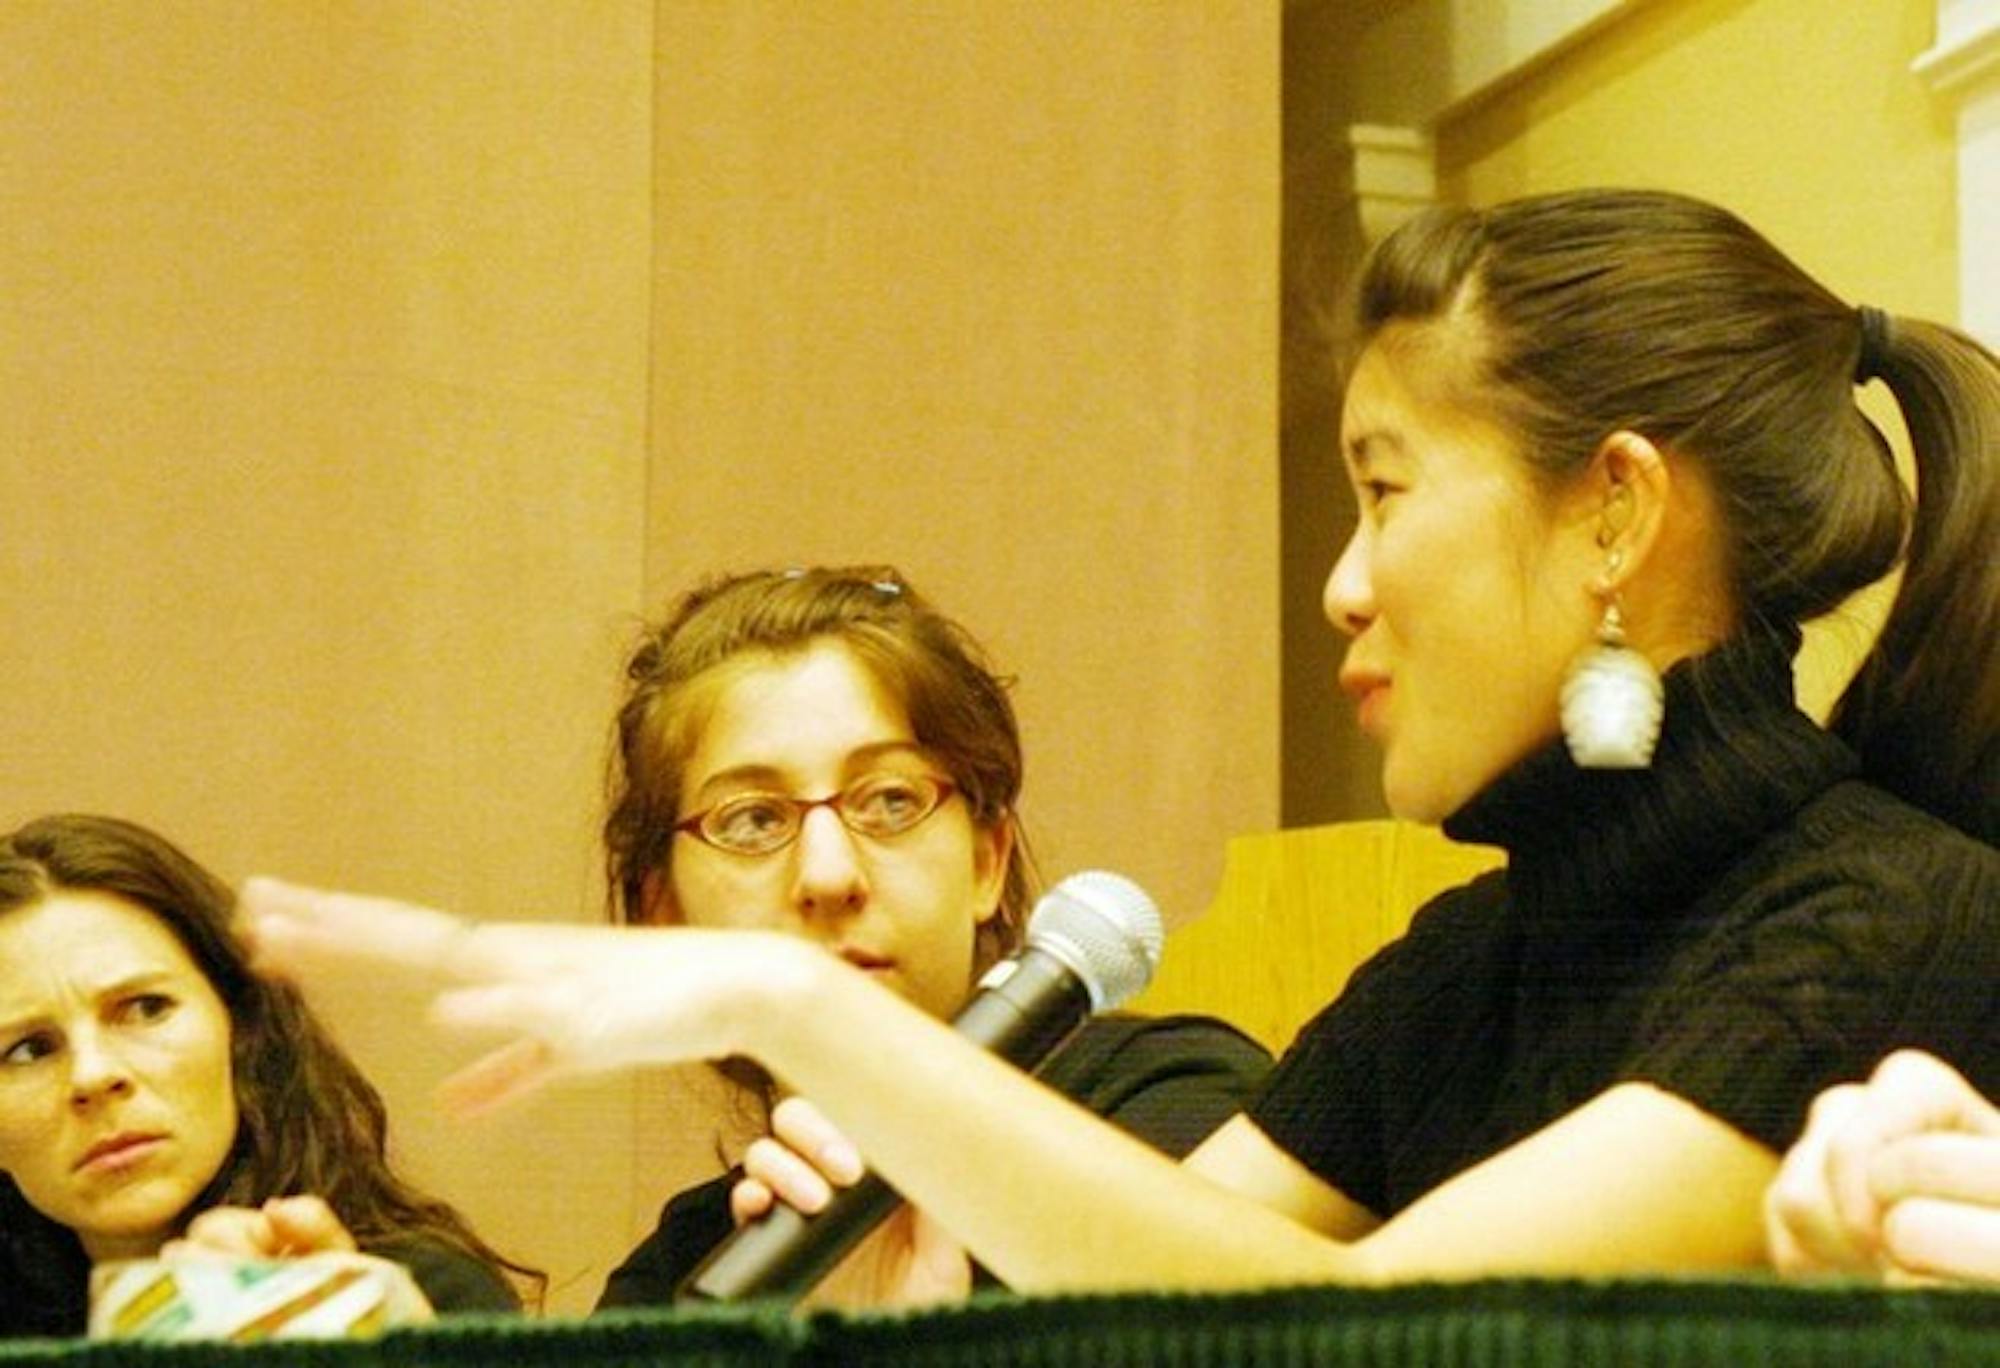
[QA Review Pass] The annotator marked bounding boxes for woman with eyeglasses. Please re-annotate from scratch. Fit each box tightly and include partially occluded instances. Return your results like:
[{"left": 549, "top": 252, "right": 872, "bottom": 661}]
[
  {"left": 584, "top": 566, "right": 1267, "bottom": 1308},
  {"left": 246, "top": 190, "right": 1996, "bottom": 1294}
]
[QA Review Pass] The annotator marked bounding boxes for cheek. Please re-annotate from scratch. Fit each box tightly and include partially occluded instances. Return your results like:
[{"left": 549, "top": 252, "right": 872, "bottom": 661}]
[
  {"left": 175, "top": 1018, "right": 242, "bottom": 1151},
  {"left": 667, "top": 862, "right": 775, "bottom": 931},
  {"left": 0, "top": 1089, "right": 61, "bottom": 1174}
]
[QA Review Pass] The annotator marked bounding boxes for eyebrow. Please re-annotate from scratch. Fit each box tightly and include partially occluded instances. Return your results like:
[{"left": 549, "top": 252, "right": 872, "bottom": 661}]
[
  {"left": 0, "top": 970, "right": 181, "bottom": 1035},
  {"left": 690, "top": 741, "right": 935, "bottom": 801},
  {"left": 1343, "top": 429, "right": 1408, "bottom": 474}
]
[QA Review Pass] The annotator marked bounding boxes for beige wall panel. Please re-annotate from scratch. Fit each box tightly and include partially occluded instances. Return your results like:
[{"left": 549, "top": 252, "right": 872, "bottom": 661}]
[
  {"left": 1, "top": 1, "right": 655, "bottom": 1312},
  {"left": 645, "top": 3, "right": 1280, "bottom": 924}
]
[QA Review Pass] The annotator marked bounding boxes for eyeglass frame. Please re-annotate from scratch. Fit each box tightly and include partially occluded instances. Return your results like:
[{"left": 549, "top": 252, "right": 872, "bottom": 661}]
[{"left": 673, "top": 772, "right": 961, "bottom": 856}]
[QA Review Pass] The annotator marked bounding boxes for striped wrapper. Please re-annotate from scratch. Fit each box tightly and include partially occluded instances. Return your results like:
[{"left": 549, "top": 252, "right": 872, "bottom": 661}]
[{"left": 88, "top": 1253, "right": 433, "bottom": 1341}]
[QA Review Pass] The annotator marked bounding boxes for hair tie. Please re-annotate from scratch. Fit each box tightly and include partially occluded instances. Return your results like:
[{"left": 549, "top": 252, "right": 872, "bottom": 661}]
[{"left": 1854, "top": 305, "right": 1892, "bottom": 384}]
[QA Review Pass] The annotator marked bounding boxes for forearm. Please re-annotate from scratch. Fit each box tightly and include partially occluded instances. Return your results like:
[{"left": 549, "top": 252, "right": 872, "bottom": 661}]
[{"left": 751, "top": 953, "right": 1369, "bottom": 1293}]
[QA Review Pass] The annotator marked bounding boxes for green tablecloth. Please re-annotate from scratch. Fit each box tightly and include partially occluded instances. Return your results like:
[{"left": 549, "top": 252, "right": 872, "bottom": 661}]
[{"left": 6, "top": 1278, "right": 1997, "bottom": 1366}]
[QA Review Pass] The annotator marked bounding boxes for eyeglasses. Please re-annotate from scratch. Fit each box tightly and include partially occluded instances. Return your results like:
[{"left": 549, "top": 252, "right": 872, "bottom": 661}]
[{"left": 674, "top": 773, "right": 959, "bottom": 856}]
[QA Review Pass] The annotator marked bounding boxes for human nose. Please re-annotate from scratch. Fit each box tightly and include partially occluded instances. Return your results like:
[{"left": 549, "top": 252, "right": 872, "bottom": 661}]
[
  {"left": 790, "top": 804, "right": 868, "bottom": 920},
  {"left": 1322, "top": 526, "right": 1375, "bottom": 637},
  {"left": 67, "top": 1024, "right": 136, "bottom": 1110}
]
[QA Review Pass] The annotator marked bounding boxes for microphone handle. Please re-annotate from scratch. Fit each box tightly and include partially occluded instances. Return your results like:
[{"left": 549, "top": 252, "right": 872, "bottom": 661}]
[{"left": 677, "top": 949, "right": 1092, "bottom": 1302}]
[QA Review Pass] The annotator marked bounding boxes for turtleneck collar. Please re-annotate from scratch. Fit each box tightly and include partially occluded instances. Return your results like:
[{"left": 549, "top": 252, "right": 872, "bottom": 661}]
[{"left": 1444, "top": 626, "right": 1859, "bottom": 926}]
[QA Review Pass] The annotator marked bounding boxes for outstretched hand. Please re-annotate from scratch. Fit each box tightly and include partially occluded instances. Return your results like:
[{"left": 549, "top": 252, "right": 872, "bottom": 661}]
[
  {"left": 240, "top": 877, "right": 820, "bottom": 1114},
  {"left": 730, "top": 1097, "right": 973, "bottom": 1308},
  {"left": 1766, "top": 1050, "right": 2000, "bottom": 1285}
]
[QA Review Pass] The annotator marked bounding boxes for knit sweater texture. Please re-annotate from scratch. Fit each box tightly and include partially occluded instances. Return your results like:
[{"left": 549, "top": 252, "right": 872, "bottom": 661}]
[{"left": 1249, "top": 628, "right": 1998, "bottom": 1218}]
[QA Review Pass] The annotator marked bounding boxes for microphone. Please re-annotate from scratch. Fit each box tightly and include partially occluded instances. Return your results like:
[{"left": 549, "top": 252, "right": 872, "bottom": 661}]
[{"left": 676, "top": 869, "right": 1165, "bottom": 1303}]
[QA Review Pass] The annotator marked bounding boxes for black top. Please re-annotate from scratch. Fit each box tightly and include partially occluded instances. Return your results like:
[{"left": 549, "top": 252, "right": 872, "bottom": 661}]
[
  {"left": 373, "top": 1235, "right": 519, "bottom": 1315},
  {"left": 1249, "top": 627, "right": 1999, "bottom": 1219},
  {"left": 597, "top": 1011, "right": 1272, "bottom": 1307}
]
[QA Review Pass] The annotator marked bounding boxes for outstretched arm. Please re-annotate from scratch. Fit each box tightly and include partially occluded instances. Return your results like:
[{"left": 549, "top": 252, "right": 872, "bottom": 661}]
[{"left": 243, "top": 879, "right": 1780, "bottom": 1292}]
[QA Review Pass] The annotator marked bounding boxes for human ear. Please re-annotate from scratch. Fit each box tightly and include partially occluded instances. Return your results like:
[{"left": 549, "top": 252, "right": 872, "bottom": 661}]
[
  {"left": 1585, "top": 430, "right": 1673, "bottom": 593},
  {"left": 969, "top": 815, "right": 1016, "bottom": 926},
  {"left": 637, "top": 868, "right": 682, "bottom": 926}
]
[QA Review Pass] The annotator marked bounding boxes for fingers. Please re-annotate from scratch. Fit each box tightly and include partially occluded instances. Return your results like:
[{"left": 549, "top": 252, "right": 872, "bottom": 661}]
[
  {"left": 733, "top": 1100, "right": 866, "bottom": 1220},
  {"left": 1766, "top": 1082, "right": 1877, "bottom": 1274},
  {"left": 438, "top": 1036, "right": 557, "bottom": 1118},
  {"left": 1827, "top": 1052, "right": 1999, "bottom": 1242},
  {"left": 1881, "top": 1196, "right": 2000, "bottom": 1284},
  {"left": 1769, "top": 1053, "right": 2000, "bottom": 1281},
  {"left": 240, "top": 877, "right": 482, "bottom": 984},
  {"left": 166, "top": 1197, "right": 357, "bottom": 1259},
  {"left": 1870, "top": 1132, "right": 2000, "bottom": 1210},
  {"left": 770, "top": 1097, "right": 865, "bottom": 1187},
  {"left": 172, "top": 1206, "right": 278, "bottom": 1258},
  {"left": 743, "top": 1136, "right": 837, "bottom": 1214},
  {"left": 259, "top": 1195, "right": 359, "bottom": 1254},
  {"left": 729, "top": 1176, "right": 777, "bottom": 1228}
]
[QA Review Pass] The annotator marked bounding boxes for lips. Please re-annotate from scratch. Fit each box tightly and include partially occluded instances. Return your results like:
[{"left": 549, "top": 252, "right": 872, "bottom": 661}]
[
  {"left": 75, "top": 1132, "right": 166, "bottom": 1174},
  {"left": 1340, "top": 664, "right": 1392, "bottom": 736},
  {"left": 837, "top": 946, "right": 893, "bottom": 972}
]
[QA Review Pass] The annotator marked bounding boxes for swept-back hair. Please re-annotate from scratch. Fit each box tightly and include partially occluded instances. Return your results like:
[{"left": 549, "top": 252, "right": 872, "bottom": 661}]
[{"left": 1353, "top": 189, "right": 1997, "bottom": 840}]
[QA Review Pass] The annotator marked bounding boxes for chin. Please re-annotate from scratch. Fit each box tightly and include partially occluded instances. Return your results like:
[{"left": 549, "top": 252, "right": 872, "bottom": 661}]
[
  {"left": 1381, "top": 777, "right": 1438, "bottom": 825},
  {"left": 1381, "top": 769, "right": 1466, "bottom": 827}
]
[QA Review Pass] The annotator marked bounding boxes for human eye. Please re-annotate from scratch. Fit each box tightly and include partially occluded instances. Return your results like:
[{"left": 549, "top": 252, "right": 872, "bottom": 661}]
[
  {"left": 116, "top": 993, "right": 177, "bottom": 1027},
  {"left": 1, "top": 1030, "right": 59, "bottom": 1068},
  {"left": 844, "top": 774, "right": 939, "bottom": 835},
  {"left": 707, "top": 794, "right": 797, "bottom": 852},
  {"left": 1359, "top": 478, "right": 1401, "bottom": 512}
]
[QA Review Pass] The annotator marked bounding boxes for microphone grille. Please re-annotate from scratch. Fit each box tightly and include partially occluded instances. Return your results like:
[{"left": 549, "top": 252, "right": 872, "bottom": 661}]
[{"left": 1024, "top": 871, "right": 1164, "bottom": 1012}]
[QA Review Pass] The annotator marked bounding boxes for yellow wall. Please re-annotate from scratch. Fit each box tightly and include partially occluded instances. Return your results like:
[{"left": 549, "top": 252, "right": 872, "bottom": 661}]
[
  {"left": 1435, "top": 0, "right": 1958, "bottom": 716},
  {"left": 643, "top": 4, "right": 1280, "bottom": 926},
  {"left": 0, "top": 0, "right": 656, "bottom": 1308}
]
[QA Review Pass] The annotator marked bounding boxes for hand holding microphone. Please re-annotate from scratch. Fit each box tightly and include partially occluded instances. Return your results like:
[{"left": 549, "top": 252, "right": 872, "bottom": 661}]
[{"left": 677, "top": 870, "right": 1165, "bottom": 1303}]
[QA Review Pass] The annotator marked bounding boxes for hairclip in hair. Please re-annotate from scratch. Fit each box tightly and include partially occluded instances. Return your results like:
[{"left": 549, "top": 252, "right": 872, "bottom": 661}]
[
  {"left": 776, "top": 565, "right": 902, "bottom": 597},
  {"left": 1854, "top": 305, "right": 1891, "bottom": 384}
]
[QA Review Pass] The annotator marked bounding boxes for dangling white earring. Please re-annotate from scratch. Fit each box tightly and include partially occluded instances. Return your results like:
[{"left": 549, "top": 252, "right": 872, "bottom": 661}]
[{"left": 1561, "top": 555, "right": 1663, "bottom": 769}]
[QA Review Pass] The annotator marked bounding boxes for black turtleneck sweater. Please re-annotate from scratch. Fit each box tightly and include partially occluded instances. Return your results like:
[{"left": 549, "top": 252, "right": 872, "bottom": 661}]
[{"left": 1248, "top": 630, "right": 1998, "bottom": 1219}]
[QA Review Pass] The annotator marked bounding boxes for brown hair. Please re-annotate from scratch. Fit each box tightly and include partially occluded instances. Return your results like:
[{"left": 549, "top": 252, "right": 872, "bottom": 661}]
[
  {"left": 1352, "top": 189, "right": 1997, "bottom": 841},
  {"left": 0, "top": 814, "right": 538, "bottom": 1318},
  {"left": 604, "top": 565, "right": 1036, "bottom": 972}
]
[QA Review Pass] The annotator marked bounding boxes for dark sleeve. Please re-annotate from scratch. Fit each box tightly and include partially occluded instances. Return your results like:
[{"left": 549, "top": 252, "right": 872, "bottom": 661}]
[
  {"left": 1245, "top": 873, "right": 1512, "bottom": 1216},
  {"left": 0, "top": 1198, "right": 90, "bottom": 1339},
  {"left": 595, "top": 1175, "right": 735, "bottom": 1311},
  {"left": 1036, "top": 1013, "right": 1272, "bottom": 1159},
  {"left": 1617, "top": 806, "right": 2000, "bottom": 1152},
  {"left": 366, "top": 1235, "right": 519, "bottom": 1315}
]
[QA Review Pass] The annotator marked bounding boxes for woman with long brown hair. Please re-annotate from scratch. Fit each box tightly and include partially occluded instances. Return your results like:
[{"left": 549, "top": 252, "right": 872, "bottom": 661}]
[{"left": 0, "top": 814, "right": 533, "bottom": 1337}]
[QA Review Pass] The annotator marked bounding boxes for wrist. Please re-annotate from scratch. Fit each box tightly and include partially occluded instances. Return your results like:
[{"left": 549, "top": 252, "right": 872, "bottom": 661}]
[
  {"left": 730, "top": 930, "right": 844, "bottom": 1065},
  {"left": 747, "top": 935, "right": 876, "bottom": 1084}
]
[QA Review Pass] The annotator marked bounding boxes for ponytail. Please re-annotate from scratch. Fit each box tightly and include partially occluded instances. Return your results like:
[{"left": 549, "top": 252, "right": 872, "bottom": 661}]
[{"left": 1830, "top": 314, "right": 2000, "bottom": 843}]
